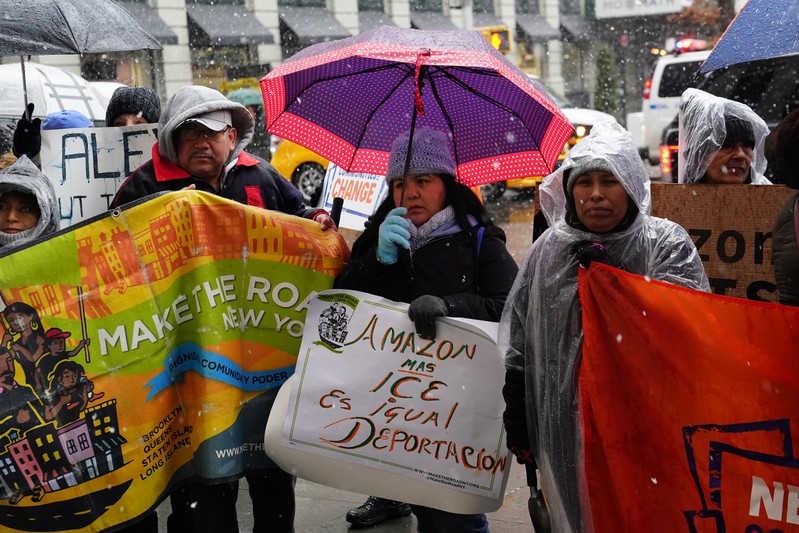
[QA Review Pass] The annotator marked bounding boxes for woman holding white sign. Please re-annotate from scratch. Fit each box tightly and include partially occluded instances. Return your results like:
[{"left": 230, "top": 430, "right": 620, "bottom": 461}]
[
  {"left": 334, "top": 127, "right": 518, "bottom": 532},
  {"left": 500, "top": 120, "right": 710, "bottom": 532}
]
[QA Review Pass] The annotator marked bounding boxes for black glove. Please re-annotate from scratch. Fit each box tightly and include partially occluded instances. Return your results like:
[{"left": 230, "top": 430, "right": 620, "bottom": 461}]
[
  {"left": 13, "top": 103, "right": 41, "bottom": 158},
  {"left": 571, "top": 240, "right": 608, "bottom": 268},
  {"left": 407, "top": 295, "right": 447, "bottom": 339}
]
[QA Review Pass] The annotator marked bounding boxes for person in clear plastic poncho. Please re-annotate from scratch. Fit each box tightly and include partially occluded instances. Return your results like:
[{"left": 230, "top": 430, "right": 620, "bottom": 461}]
[
  {"left": 499, "top": 121, "right": 710, "bottom": 532},
  {"left": 678, "top": 88, "right": 771, "bottom": 184}
]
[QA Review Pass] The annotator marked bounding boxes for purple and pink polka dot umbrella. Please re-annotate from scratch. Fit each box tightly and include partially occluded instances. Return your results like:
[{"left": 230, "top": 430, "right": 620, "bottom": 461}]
[{"left": 261, "top": 25, "right": 574, "bottom": 188}]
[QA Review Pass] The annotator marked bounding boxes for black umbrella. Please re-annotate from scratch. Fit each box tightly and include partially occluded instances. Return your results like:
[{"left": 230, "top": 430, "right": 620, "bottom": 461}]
[{"left": 0, "top": 0, "right": 162, "bottom": 114}]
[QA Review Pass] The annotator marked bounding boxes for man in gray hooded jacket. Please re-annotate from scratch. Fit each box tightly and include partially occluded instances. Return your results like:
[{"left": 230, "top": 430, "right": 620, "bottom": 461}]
[
  {"left": 113, "top": 86, "right": 332, "bottom": 533},
  {"left": 112, "top": 85, "right": 333, "bottom": 230}
]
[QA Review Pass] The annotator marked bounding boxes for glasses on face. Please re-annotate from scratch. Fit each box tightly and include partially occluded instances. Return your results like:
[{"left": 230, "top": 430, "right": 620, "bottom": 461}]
[{"left": 177, "top": 126, "right": 230, "bottom": 142}]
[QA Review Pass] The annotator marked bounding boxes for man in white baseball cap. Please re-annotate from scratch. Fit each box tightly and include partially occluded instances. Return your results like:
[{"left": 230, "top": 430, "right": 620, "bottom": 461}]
[{"left": 113, "top": 85, "right": 334, "bottom": 232}]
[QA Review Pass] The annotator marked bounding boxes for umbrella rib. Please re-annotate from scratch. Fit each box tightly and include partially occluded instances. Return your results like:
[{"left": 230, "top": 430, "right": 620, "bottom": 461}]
[
  {"left": 432, "top": 66, "right": 555, "bottom": 171},
  {"left": 269, "top": 63, "right": 409, "bottom": 133},
  {"left": 426, "top": 73, "right": 460, "bottom": 171},
  {"left": 345, "top": 65, "right": 414, "bottom": 170},
  {"left": 52, "top": 2, "right": 81, "bottom": 52},
  {"left": 302, "top": 63, "right": 408, "bottom": 87}
]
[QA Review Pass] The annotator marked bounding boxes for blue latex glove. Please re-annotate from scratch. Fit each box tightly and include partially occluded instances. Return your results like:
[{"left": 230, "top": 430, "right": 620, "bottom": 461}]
[
  {"left": 377, "top": 207, "right": 411, "bottom": 265},
  {"left": 408, "top": 295, "right": 448, "bottom": 339}
]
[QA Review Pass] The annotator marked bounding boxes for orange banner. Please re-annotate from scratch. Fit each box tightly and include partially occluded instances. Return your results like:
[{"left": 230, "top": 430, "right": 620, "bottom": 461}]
[{"left": 578, "top": 264, "right": 799, "bottom": 533}]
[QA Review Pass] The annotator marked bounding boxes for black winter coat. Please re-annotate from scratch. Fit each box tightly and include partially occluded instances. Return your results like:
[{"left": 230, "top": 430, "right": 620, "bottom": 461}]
[
  {"left": 334, "top": 224, "right": 518, "bottom": 322},
  {"left": 773, "top": 191, "right": 799, "bottom": 306}
]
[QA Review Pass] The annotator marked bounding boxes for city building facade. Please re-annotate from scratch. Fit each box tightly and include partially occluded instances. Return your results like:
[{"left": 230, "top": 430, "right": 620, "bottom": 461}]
[{"left": 13, "top": 0, "right": 694, "bottom": 117}]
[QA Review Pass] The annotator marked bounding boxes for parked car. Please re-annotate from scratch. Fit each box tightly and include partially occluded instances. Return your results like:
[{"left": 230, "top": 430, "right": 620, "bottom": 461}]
[
  {"left": 480, "top": 75, "right": 616, "bottom": 201},
  {"left": 639, "top": 47, "right": 710, "bottom": 169},
  {"left": 659, "top": 52, "right": 799, "bottom": 183},
  {"left": 270, "top": 136, "right": 329, "bottom": 205}
]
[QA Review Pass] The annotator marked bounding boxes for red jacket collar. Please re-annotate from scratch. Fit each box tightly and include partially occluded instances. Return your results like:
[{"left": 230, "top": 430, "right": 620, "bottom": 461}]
[{"left": 151, "top": 144, "right": 261, "bottom": 182}]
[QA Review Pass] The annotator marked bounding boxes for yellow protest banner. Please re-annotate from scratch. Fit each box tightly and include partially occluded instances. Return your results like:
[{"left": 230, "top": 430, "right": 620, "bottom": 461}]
[{"left": 0, "top": 191, "right": 347, "bottom": 532}]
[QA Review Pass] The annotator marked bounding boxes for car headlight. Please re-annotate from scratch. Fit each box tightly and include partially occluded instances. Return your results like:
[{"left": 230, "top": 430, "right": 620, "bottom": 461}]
[{"left": 574, "top": 125, "right": 588, "bottom": 138}]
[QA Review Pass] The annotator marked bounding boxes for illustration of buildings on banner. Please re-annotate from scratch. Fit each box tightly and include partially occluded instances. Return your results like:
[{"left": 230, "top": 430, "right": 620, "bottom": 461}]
[
  {"left": 69, "top": 195, "right": 342, "bottom": 316},
  {"left": 0, "top": 399, "right": 129, "bottom": 529}
]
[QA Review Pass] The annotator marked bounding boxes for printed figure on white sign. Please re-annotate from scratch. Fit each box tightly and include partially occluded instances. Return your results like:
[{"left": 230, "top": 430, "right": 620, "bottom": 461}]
[
  {"left": 317, "top": 301, "right": 351, "bottom": 349},
  {"left": 500, "top": 120, "right": 710, "bottom": 532},
  {"left": 334, "top": 127, "right": 518, "bottom": 531}
]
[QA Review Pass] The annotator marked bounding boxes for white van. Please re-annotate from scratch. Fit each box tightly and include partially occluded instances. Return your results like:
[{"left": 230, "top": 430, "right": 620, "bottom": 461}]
[{"left": 640, "top": 50, "right": 710, "bottom": 166}]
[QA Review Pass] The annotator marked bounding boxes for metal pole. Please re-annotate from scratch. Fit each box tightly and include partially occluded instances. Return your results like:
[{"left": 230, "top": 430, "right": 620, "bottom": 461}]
[
  {"left": 462, "top": 0, "right": 473, "bottom": 30},
  {"left": 20, "top": 56, "right": 29, "bottom": 118}
]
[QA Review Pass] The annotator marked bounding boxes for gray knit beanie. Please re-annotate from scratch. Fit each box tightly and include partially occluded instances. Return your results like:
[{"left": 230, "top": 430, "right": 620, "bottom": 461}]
[
  {"left": 565, "top": 157, "right": 616, "bottom": 193},
  {"left": 105, "top": 87, "right": 161, "bottom": 127},
  {"left": 386, "top": 128, "right": 456, "bottom": 184}
]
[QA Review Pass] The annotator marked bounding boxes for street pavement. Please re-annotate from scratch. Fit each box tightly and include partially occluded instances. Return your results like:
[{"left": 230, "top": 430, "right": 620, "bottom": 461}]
[{"left": 156, "top": 459, "right": 532, "bottom": 532}]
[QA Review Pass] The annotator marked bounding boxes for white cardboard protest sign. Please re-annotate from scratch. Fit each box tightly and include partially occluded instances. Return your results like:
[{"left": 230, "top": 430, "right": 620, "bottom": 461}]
[
  {"left": 321, "top": 163, "right": 387, "bottom": 231},
  {"left": 265, "top": 290, "right": 510, "bottom": 513},
  {"left": 41, "top": 125, "right": 157, "bottom": 227}
]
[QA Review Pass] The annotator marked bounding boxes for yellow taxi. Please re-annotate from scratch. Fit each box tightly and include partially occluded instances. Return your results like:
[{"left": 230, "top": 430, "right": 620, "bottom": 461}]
[{"left": 270, "top": 136, "right": 329, "bottom": 205}]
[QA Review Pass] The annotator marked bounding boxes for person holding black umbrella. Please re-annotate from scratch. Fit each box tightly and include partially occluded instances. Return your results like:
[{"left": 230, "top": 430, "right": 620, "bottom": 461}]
[{"left": 335, "top": 127, "right": 518, "bottom": 532}]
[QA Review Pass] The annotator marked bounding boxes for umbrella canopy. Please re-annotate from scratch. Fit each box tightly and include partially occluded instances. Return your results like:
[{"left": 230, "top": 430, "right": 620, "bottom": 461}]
[
  {"left": 0, "top": 0, "right": 162, "bottom": 56},
  {"left": 0, "top": 62, "right": 107, "bottom": 121},
  {"left": 226, "top": 88, "right": 264, "bottom": 107},
  {"left": 0, "top": 0, "right": 161, "bottom": 116},
  {"left": 261, "top": 25, "right": 573, "bottom": 187},
  {"left": 699, "top": 0, "right": 799, "bottom": 74}
]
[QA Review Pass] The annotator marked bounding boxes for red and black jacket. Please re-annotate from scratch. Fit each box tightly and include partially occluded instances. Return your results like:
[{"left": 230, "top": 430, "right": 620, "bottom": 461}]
[{"left": 112, "top": 144, "right": 314, "bottom": 220}]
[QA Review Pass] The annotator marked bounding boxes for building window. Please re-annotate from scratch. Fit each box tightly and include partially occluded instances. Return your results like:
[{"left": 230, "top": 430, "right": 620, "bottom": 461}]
[
  {"left": 78, "top": 434, "right": 90, "bottom": 451},
  {"left": 187, "top": 0, "right": 244, "bottom": 4},
  {"left": 359, "top": 0, "right": 384, "bottom": 10},
  {"left": 191, "top": 46, "right": 255, "bottom": 91},
  {"left": 473, "top": 0, "right": 494, "bottom": 14},
  {"left": 411, "top": 0, "right": 442, "bottom": 11},
  {"left": 81, "top": 52, "right": 154, "bottom": 86},
  {"left": 561, "top": 0, "right": 580, "bottom": 15},
  {"left": 66, "top": 439, "right": 77, "bottom": 454},
  {"left": 562, "top": 42, "right": 589, "bottom": 107},
  {"left": 516, "top": 0, "right": 539, "bottom": 14},
  {"left": 278, "top": 0, "right": 325, "bottom": 6}
]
